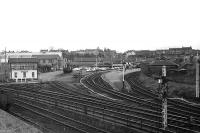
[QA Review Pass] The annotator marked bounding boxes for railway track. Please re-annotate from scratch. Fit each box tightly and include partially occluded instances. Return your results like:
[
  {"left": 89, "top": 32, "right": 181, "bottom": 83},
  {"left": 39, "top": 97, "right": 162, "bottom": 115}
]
[
  {"left": 81, "top": 71, "right": 200, "bottom": 133},
  {"left": 2, "top": 84, "right": 162, "bottom": 132},
  {"left": 1, "top": 83, "right": 148, "bottom": 132},
  {"left": 1, "top": 70, "right": 200, "bottom": 132},
  {"left": 126, "top": 72, "right": 200, "bottom": 121}
]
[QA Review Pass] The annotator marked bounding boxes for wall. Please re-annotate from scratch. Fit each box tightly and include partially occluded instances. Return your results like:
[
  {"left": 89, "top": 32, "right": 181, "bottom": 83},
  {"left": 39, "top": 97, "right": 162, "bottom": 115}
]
[{"left": 11, "top": 70, "right": 38, "bottom": 80}]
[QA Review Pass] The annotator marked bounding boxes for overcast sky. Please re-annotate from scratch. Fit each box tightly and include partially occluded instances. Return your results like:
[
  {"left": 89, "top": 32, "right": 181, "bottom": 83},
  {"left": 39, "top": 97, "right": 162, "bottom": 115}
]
[{"left": 0, "top": 0, "right": 200, "bottom": 52}]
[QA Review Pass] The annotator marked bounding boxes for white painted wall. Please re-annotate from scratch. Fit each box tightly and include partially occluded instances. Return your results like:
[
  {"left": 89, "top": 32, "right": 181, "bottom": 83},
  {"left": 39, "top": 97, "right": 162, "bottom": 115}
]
[{"left": 11, "top": 70, "right": 38, "bottom": 79}]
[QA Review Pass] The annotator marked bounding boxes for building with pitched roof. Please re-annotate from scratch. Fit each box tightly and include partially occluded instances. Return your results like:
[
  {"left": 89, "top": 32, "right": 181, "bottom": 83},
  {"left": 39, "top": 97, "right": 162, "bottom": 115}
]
[{"left": 8, "top": 58, "right": 38, "bottom": 82}]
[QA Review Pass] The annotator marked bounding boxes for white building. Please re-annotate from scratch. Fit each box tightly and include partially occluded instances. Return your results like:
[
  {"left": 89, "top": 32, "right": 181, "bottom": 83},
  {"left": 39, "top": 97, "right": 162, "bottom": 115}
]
[{"left": 8, "top": 58, "right": 38, "bottom": 82}]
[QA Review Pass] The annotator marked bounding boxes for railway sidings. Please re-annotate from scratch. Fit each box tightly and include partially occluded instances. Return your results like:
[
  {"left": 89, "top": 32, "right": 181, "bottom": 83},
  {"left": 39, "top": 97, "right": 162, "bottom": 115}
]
[
  {"left": 81, "top": 71, "right": 200, "bottom": 133},
  {"left": 0, "top": 70, "right": 200, "bottom": 133}
]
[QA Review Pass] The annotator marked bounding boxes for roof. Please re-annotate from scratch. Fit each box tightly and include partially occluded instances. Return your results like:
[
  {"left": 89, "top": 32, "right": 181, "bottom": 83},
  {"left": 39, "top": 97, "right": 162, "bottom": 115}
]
[
  {"left": 8, "top": 55, "right": 32, "bottom": 58},
  {"left": 32, "top": 54, "right": 60, "bottom": 59},
  {"left": 9, "top": 58, "right": 38, "bottom": 63},
  {"left": 149, "top": 60, "right": 179, "bottom": 66}
]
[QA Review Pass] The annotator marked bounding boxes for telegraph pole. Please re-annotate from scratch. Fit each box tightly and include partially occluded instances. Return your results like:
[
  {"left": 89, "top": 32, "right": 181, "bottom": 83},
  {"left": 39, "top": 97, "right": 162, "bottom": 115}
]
[
  {"left": 196, "top": 52, "right": 199, "bottom": 98},
  {"left": 158, "top": 66, "right": 168, "bottom": 130}
]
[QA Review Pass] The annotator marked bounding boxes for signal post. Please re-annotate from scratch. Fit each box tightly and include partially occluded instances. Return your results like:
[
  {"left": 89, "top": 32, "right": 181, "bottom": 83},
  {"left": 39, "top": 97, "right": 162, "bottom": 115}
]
[{"left": 158, "top": 66, "right": 168, "bottom": 130}]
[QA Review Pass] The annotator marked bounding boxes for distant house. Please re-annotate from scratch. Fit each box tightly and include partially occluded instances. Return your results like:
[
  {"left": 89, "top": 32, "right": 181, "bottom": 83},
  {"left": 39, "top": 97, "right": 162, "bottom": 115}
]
[
  {"left": 63, "top": 57, "right": 71, "bottom": 68},
  {"left": 9, "top": 58, "right": 38, "bottom": 82}
]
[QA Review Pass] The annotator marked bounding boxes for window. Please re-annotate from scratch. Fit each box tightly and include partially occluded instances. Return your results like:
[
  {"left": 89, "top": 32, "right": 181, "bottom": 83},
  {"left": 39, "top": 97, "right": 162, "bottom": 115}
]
[
  {"left": 49, "top": 59, "right": 53, "bottom": 63},
  {"left": 20, "top": 66, "right": 25, "bottom": 70},
  {"left": 43, "top": 59, "right": 45, "bottom": 63},
  {"left": 32, "top": 72, "right": 35, "bottom": 78},
  {"left": 23, "top": 72, "right": 26, "bottom": 78},
  {"left": 14, "top": 72, "right": 17, "bottom": 78}
]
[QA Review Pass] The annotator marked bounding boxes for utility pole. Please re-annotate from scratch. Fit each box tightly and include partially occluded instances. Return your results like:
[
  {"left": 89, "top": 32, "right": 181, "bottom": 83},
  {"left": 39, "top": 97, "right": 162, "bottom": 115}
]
[
  {"left": 158, "top": 66, "right": 168, "bottom": 130},
  {"left": 196, "top": 52, "right": 199, "bottom": 98}
]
